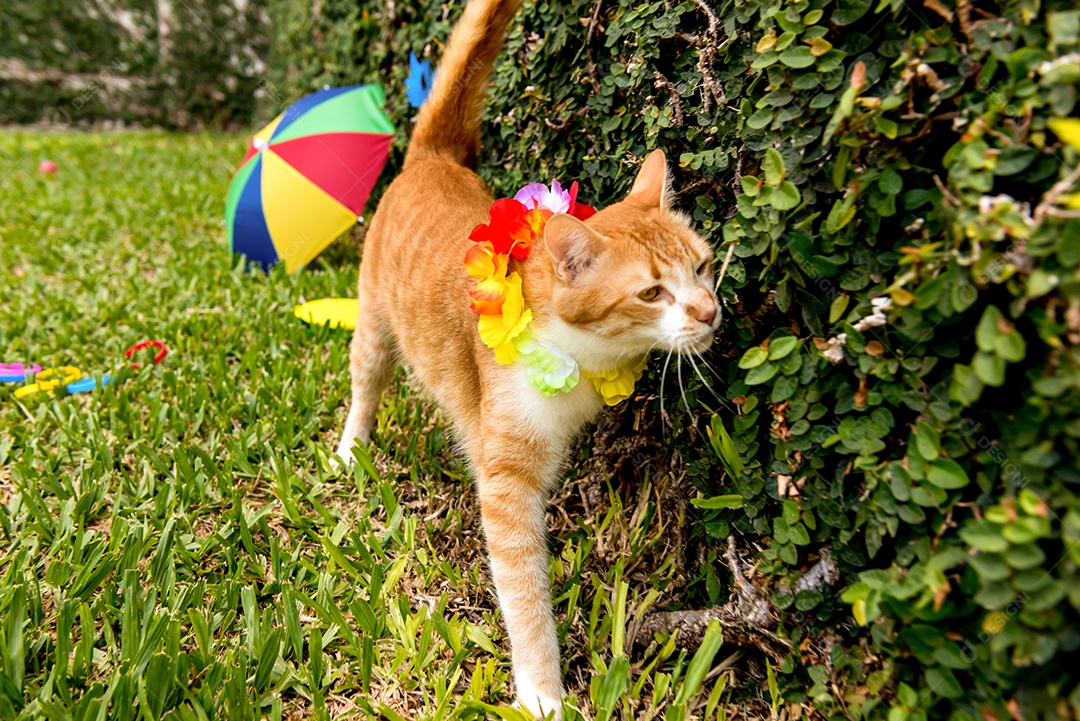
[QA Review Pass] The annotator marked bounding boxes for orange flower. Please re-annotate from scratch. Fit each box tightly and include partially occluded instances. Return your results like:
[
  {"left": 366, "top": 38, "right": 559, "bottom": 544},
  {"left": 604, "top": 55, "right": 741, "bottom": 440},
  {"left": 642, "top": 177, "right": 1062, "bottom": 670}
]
[
  {"left": 522, "top": 206, "right": 553, "bottom": 241},
  {"left": 464, "top": 242, "right": 510, "bottom": 315},
  {"left": 464, "top": 242, "right": 501, "bottom": 278}
]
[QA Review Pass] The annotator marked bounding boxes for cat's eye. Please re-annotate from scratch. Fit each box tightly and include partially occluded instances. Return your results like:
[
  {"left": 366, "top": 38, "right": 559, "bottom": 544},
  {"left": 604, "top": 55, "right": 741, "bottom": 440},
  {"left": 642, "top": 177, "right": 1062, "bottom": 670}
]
[
  {"left": 696, "top": 260, "right": 712, "bottom": 275},
  {"left": 638, "top": 286, "right": 663, "bottom": 302}
]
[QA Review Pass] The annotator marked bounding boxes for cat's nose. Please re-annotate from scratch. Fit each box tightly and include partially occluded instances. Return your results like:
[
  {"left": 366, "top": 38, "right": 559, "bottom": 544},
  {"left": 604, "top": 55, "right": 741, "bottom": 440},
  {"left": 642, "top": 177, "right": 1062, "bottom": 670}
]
[{"left": 694, "top": 304, "right": 718, "bottom": 327}]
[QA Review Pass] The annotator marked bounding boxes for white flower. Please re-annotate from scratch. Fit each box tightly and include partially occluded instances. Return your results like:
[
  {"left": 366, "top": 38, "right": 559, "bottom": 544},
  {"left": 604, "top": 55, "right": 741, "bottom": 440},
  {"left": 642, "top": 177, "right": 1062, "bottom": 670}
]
[
  {"left": 823, "top": 333, "right": 847, "bottom": 364},
  {"left": 853, "top": 298, "right": 892, "bottom": 331}
]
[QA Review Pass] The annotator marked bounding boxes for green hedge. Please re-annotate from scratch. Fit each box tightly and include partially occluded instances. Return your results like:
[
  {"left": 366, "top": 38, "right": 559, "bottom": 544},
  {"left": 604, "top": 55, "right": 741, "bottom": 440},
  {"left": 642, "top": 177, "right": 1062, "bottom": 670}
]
[
  {"left": 269, "top": 0, "right": 1080, "bottom": 717},
  {"left": 0, "top": 0, "right": 267, "bottom": 128}
]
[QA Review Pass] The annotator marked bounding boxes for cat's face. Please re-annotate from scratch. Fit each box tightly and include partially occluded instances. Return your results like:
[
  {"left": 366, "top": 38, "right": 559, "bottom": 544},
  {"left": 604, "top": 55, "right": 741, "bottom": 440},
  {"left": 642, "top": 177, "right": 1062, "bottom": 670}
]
[{"left": 540, "top": 151, "right": 721, "bottom": 362}]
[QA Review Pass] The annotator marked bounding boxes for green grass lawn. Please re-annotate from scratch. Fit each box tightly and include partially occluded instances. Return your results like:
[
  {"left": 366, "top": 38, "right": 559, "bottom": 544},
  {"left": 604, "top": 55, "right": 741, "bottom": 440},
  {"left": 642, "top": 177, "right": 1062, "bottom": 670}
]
[{"left": 0, "top": 131, "right": 732, "bottom": 721}]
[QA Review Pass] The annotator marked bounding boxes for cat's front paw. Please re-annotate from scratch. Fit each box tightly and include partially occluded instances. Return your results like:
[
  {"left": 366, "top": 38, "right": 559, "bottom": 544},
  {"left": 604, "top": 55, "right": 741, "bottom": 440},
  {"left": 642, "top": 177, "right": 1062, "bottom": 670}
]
[
  {"left": 514, "top": 679, "right": 563, "bottom": 721},
  {"left": 330, "top": 438, "right": 357, "bottom": 472}
]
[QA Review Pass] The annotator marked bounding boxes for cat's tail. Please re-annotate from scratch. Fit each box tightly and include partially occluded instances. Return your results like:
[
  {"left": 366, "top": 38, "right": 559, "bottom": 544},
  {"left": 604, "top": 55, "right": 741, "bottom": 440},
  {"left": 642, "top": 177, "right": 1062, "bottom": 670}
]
[{"left": 404, "top": 0, "right": 523, "bottom": 169}]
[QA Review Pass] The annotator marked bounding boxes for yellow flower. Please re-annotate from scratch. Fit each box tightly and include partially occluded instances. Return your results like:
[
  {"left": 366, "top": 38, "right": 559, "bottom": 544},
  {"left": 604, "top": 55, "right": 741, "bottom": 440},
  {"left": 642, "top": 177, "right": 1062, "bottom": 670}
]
[
  {"left": 583, "top": 357, "right": 647, "bottom": 406},
  {"left": 477, "top": 271, "right": 532, "bottom": 363}
]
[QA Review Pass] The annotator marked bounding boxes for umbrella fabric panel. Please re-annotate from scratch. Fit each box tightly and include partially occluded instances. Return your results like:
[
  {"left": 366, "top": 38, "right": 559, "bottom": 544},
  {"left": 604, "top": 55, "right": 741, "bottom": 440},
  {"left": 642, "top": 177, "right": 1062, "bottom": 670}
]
[
  {"left": 269, "top": 132, "right": 392, "bottom": 215},
  {"left": 260, "top": 149, "right": 357, "bottom": 273},
  {"left": 270, "top": 86, "right": 395, "bottom": 144},
  {"left": 270, "top": 86, "right": 360, "bottom": 142},
  {"left": 241, "top": 111, "right": 286, "bottom": 166},
  {"left": 229, "top": 155, "right": 279, "bottom": 270},
  {"left": 225, "top": 153, "right": 258, "bottom": 250}
]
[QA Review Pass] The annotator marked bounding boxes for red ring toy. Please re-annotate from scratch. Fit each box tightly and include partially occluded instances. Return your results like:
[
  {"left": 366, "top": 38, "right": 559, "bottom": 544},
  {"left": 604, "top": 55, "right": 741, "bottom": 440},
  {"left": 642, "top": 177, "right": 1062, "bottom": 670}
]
[{"left": 124, "top": 340, "right": 168, "bottom": 369}]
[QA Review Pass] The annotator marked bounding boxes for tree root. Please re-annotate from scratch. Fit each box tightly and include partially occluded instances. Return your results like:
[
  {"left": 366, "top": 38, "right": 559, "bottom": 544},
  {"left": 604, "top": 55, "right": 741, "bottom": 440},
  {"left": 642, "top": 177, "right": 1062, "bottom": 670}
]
[{"left": 630, "top": 538, "right": 839, "bottom": 659}]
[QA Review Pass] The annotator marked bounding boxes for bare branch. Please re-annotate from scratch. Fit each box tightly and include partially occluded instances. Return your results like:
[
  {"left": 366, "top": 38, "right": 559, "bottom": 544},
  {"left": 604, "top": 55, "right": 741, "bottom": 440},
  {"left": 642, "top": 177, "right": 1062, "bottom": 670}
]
[
  {"left": 632, "top": 539, "right": 840, "bottom": 658},
  {"left": 793, "top": 548, "right": 839, "bottom": 593},
  {"left": 1034, "top": 163, "right": 1080, "bottom": 223},
  {"left": 653, "top": 71, "right": 685, "bottom": 126}
]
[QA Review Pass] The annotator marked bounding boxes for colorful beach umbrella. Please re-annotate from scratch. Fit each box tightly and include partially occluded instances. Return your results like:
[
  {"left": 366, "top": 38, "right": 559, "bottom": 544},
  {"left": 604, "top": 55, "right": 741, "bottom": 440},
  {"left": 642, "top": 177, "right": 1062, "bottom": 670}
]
[{"left": 226, "top": 84, "right": 395, "bottom": 273}]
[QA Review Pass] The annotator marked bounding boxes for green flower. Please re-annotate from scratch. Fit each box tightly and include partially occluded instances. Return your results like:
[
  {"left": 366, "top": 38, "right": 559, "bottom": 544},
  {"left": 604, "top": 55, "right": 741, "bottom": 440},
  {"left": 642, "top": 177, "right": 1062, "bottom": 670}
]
[{"left": 515, "top": 333, "right": 580, "bottom": 396}]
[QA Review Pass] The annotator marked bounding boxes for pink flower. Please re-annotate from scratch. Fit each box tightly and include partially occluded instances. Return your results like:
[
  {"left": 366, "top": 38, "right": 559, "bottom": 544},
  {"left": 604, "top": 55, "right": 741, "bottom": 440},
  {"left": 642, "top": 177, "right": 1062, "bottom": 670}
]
[{"left": 514, "top": 180, "right": 571, "bottom": 214}]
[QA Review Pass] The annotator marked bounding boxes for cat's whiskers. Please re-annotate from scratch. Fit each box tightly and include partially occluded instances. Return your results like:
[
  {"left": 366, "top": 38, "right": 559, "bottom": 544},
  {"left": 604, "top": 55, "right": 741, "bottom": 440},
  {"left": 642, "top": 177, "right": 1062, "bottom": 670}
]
[
  {"left": 693, "top": 349, "right": 725, "bottom": 387},
  {"left": 659, "top": 349, "right": 673, "bottom": 425},
  {"left": 690, "top": 346, "right": 720, "bottom": 375},
  {"left": 687, "top": 349, "right": 730, "bottom": 410},
  {"left": 675, "top": 341, "right": 692, "bottom": 418}
]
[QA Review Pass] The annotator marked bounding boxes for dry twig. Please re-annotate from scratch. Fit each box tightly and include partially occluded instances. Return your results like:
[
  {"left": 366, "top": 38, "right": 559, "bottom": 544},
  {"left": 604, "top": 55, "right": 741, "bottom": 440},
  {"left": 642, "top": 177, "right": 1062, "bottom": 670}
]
[
  {"left": 933, "top": 175, "right": 962, "bottom": 207},
  {"left": 653, "top": 71, "right": 685, "bottom": 125},
  {"left": 1034, "top": 163, "right": 1080, "bottom": 223},
  {"left": 691, "top": 0, "right": 729, "bottom": 110}
]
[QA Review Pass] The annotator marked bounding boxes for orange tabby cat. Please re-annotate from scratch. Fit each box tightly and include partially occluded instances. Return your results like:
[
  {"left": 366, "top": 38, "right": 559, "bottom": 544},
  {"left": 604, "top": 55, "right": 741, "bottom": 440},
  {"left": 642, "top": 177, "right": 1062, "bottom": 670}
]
[{"left": 334, "top": 0, "right": 720, "bottom": 716}]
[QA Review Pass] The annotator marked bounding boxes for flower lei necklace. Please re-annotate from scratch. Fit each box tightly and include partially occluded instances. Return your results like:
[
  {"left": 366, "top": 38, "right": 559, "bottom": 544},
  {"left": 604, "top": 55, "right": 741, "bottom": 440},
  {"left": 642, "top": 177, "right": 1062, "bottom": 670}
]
[{"left": 465, "top": 180, "right": 645, "bottom": 406}]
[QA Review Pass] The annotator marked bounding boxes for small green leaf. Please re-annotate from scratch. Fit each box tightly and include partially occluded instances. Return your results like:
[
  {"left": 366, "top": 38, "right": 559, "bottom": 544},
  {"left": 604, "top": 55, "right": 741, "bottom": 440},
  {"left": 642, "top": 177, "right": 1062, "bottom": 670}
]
[
  {"left": 973, "top": 580, "right": 1017, "bottom": 609},
  {"left": 976, "top": 306, "right": 1003, "bottom": 352},
  {"left": 745, "top": 362, "right": 780, "bottom": 385},
  {"left": 925, "top": 667, "right": 964, "bottom": 699},
  {"left": 825, "top": 192, "right": 857, "bottom": 233},
  {"left": 691, "top": 494, "right": 745, "bottom": 509},
  {"left": 775, "top": 31, "right": 798, "bottom": 51},
  {"left": 878, "top": 168, "right": 903, "bottom": 195},
  {"left": 764, "top": 148, "right": 785, "bottom": 187},
  {"left": 832, "top": 0, "right": 872, "bottom": 25},
  {"left": 1026, "top": 269, "right": 1059, "bottom": 298},
  {"left": 829, "top": 294, "right": 850, "bottom": 323},
  {"left": 768, "top": 336, "right": 800, "bottom": 360},
  {"left": 927, "top": 459, "right": 969, "bottom": 489},
  {"left": 1034, "top": 376, "right": 1068, "bottom": 397},
  {"left": 961, "top": 520, "right": 1009, "bottom": 552},
  {"left": 747, "top": 108, "right": 775, "bottom": 129},
  {"left": 873, "top": 116, "right": 898, "bottom": 138},
  {"left": 739, "top": 346, "right": 768, "bottom": 369},
  {"left": 770, "top": 180, "right": 802, "bottom": 210},
  {"left": 951, "top": 363, "right": 984, "bottom": 405},
  {"left": 973, "top": 351, "right": 1005, "bottom": 386},
  {"left": 995, "top": 331, "right": 1026, "bottom": 362},
  {"left": 740, "top": 175, "right": 761, "bottom": 196},
  {"left": 1007, "top": 543, "right": 1047, "bottom": 570},
  {"left": 968, "top": 553, "right": 1012, "bottom": 582},
  {"left": 914, "top": 421, "right": 941, "bottom": 461},
  {"left": 788, "top": 522, "right": 811, "bottom": 545},
  {"left": 994, "top": 147, "right": 1037, "bottom": 175},
  {"left": 779, "top": 46, "right": 815, "bottom": 68}
]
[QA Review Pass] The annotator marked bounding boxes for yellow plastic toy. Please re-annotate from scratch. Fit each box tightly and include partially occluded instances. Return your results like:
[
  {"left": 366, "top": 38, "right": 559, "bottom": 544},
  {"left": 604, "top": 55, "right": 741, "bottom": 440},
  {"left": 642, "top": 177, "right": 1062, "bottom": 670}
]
[
  {"left": 293, "top": 299, "right": 359, "bottom": 330},
  {"left": 13, "top": 366, "right": 82, "bottom": 400}
]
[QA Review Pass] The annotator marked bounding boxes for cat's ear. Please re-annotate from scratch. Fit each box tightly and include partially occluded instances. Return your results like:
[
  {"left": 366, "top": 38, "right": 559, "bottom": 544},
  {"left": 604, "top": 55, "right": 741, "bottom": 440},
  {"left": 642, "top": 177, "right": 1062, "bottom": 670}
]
[
  {"left": 627, "top": 149, "right": 671, "bottom": 210},
  {"left": 544, "top": 213, "right": 605, "bottom": 282}
]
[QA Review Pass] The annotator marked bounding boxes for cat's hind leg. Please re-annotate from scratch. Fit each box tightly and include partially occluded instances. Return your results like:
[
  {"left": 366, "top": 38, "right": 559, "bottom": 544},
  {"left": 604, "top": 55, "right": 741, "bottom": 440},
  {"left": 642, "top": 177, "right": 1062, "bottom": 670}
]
[{"left": 334, "top": 304, "right": 395, "bottom": 466}]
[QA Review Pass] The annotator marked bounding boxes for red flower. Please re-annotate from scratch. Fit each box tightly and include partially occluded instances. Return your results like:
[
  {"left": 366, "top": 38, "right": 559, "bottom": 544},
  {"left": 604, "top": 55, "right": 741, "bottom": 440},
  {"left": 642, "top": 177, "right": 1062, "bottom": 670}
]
[
  {"left": 568, "top": 181, "right": 597, "bottom": 220},
  {"left": 469, "top": 199, "right": 535, "bottom": 260}
]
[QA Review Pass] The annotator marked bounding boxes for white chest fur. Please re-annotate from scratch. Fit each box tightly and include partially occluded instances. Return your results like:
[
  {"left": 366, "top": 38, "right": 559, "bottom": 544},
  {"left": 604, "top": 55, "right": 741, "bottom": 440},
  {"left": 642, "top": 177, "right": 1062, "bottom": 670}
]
[{"left": 502, "top": 362, "right": 604, "bottom": 449}]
